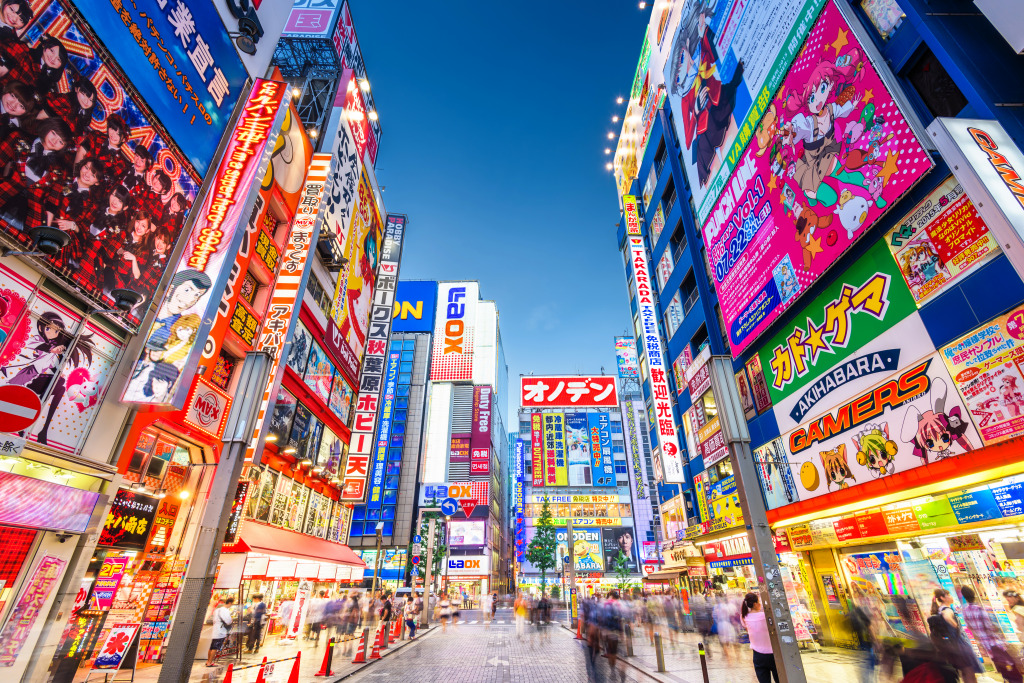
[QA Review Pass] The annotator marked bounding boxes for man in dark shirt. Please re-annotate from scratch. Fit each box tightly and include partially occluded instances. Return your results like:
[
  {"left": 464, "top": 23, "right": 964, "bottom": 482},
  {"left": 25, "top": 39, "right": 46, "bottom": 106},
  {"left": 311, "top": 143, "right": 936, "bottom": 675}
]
[{"left": 246, "top": 594, "right": 266, "bottom": 653}]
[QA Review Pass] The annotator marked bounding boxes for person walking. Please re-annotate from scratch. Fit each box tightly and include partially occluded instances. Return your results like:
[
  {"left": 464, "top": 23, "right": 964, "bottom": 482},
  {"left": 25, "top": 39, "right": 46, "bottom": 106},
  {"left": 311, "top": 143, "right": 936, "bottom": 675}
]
[
  {"left": 514, "top": 592, "right": 527, "bottom": 639},
  {"left": 741, "top": 592, "right": 779, "bottom": 683},
  {"left": 341, "top": 592, "right": 361, "bottom": 655},
  {"left": 963, "top": 586, "right": 1022, "bottom": 683},
  {"left": 603, "top": 591, "right": 627, "bottom": 683},
  {"left": 246, "top": 594, "right": 266, "bottom": 653},
  {"left": 403, "top": 596, "right": 419, "bottom": 639},
  {"left": 206, "top": 597, "right": 234, "bottom": 667},
  {"left": 439, "top": 594, "right": 452, "bottom": 633},
  {"left": 929, "top": 588, "right": 981, "bottom": 683}
]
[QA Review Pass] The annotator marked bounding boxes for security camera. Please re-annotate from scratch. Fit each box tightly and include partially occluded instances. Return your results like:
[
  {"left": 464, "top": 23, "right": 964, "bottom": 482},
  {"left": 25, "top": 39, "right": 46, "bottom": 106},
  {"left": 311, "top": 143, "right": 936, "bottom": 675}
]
[
  {"left": 55, "top": 532, "right": 72, "bottom": 543},
  {"left": 110, "top": 288, "right": 144, "bottom": 312}
]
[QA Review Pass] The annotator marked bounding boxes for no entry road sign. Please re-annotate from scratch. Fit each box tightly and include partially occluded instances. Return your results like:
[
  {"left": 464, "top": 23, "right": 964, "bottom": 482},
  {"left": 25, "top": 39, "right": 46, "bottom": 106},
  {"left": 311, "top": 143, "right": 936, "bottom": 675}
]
[{"left": 0, "top": 385, "right": 42, "bottom": 433}]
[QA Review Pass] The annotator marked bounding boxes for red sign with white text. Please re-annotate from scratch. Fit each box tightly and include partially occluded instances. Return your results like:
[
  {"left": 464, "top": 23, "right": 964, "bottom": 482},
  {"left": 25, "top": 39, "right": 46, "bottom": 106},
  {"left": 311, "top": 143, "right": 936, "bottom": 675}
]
[{"left": 520, "top": 376, "right": 618, "bottom": 408}]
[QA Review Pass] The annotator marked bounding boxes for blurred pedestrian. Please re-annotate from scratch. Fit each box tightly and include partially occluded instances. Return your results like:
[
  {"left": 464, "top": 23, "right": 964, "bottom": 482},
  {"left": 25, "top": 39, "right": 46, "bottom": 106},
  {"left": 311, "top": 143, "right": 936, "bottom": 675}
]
[
  {"left": 929, "top": 588, "right": 980, "bottom": 683},
  {"left": 848, "top": 600, "right": 876, "bottom": 683},
  {"left": 603, "top": 590, "right": 627, "bottom": 683},
  {"left": 715, "top": 593, "right": 739, "bottom": 664},
  {"left": 741, "top": 592, "right": 779, "bottom": 683},
  {"left": 1005, "top": 590, "right": 1024, "bottom": 637},
  {"left": 439, "top": 593, "right": 452, "bottom": 633},
  {"left": 340, "top": 592, "right": 360, "bottom": 655},
  {"left": 963, "top": 586, "right": 1022, "bottom": 683},
  {"left": 246, "top": 593, "right": 265, "bottom": 653},
  {"left": 403, "top": 596, "right": 419, "bottom": 640}
]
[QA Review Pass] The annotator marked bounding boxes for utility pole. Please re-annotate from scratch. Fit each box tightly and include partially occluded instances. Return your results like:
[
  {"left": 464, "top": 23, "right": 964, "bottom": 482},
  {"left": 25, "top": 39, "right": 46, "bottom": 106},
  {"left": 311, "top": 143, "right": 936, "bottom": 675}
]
[
  {"left": 708, "top": 356, "right": 806, "bottom": 683},
  {"left": 566, "top": 516, "right": 577, "bottom": 627}
]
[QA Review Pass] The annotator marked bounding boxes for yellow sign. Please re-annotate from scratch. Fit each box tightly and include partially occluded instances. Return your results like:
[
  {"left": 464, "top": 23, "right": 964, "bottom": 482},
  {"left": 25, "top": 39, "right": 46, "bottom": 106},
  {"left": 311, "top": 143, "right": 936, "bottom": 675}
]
[{"left": 623, "top": 195, "right": 641, "bottom": 236}]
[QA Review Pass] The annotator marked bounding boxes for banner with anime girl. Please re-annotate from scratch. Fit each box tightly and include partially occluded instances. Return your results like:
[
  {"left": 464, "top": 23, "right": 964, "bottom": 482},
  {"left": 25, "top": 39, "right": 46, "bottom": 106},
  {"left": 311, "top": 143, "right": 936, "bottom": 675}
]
[{"left": 702, "top": 0, "right": 933, "bottom": 357}]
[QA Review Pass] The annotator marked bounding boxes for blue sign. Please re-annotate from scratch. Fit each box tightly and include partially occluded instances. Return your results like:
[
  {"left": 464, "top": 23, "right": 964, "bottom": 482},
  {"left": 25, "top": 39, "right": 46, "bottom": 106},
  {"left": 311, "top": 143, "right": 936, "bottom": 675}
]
[
  {"left": 441, "top": 498, "right": 459, "bottom": 516},
  {"left": 588, "top": 413, "right": 616, "bottom": 487},
  {"left": 392, "top": 281, "right": 438, "bottom": 333},
  {"left": 411, "top": 556, "right": 421, "bottom": 565},
  {"left": 367, "top": 351, "right": 401, "bottom": 509},
  {"left": 413, "top": 534, "right": 422, "bottom": 544},
  {"left": 80, "top": 0, "right": 248, "bottom": 175},
  {"left": 949, "top": 488, "right": 1002, "bottom": 524},
  {"left": 992, "top": 482, "right": 1024, "bottom": 518}
]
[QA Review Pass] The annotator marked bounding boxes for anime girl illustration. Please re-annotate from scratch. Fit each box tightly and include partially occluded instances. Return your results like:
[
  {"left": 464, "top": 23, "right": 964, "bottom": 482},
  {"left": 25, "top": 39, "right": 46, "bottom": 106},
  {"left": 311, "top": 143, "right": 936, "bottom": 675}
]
[
  {"left": 159, "top": 313, "right": 200, "bottom": 367},
  {"left": 853, "top": 423, "right": 898, "bottom": 478},
  {"left": 899, "top": 243, "right": 946, "bottom": 290},
  {"left": 2, "top": 311, "right": 71, "bottom": 398},
  {"left": 339, "top": 228, "right": 378, "bottom": 357},
  {"left": 773, "top": 257, "right": 800, "bottom": 301},
  {"left": 901, "top": 377, "right": 974, "bottom": 463},
  {"left": 820, "top": 444, "right": 855, "bottom": 490},
  {"left": 566, "top": 423, "right": 592, "bottom": 487},
  {"left": 1001, "top": 376, "right": 1024, "bottom": 417},
  {"left": 36, "top": 332, "right": 95, "bottom": 445},
  {"left": 667, "top": 0, "right": 744, "bottom": 187}
]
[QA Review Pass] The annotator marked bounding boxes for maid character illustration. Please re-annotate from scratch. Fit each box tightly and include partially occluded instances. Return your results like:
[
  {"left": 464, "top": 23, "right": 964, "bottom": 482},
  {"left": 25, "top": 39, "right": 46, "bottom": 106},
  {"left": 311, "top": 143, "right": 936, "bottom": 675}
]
[
  {"left": 901, "top": 377, "right": 974, "bottom": 463},
  {"left": 853, "top": 423, "right": 898, "bottom": 478}
]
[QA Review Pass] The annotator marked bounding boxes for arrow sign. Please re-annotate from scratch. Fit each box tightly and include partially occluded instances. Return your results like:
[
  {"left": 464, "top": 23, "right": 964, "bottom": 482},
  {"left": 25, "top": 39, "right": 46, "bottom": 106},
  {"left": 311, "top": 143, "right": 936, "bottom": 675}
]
[
  {"left": 459, "top": 499, "right": 477, "bottom": 517},
  {"left": 0, "top": 385, "right": 42, "bottom": 433},
  {"left": 440, "top": 497, "right": 459, "bottom": 516}
]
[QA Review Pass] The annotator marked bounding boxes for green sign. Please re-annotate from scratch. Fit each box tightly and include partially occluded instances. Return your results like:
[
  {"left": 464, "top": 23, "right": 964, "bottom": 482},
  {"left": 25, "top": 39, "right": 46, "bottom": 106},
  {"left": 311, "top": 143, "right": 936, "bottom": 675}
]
[{"left": 913, "top": 498, "right": 957, "bottom": 531}]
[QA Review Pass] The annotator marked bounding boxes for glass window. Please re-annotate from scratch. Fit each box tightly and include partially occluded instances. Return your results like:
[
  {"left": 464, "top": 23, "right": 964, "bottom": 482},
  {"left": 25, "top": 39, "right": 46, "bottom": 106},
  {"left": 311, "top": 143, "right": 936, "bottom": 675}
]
[
  {"left": 397, "top": 385, "right": 410, "bottom": 397},
  {"left": 353, "top": 505, "right": 366, "bottom": 521},
  {"left": 304, "top": 341, "right": 335, "bottom": 405},
  {"left": 400, "top": 362, "right": 413, "bottom": 374},
  {"left": 396, "top": 398, "right": 409, "bottom": 410},
  {"left": 270, "top": 477, "right": 292, "bottom": 525},
  {"left": 665, "top": 292, "right": 684, "bottom": 338},
  {"left": 401, "top": 351, "right": 414, "bottom": 361},
  {"left": 385, "top": 475, "right": 399, "bottom": 489},
  {"left": 254, "top": 469, "right": 278, "bottom": 522},
  {"left": 382, "top": 521, "right": 394, "bottom": 536},
  {"left": 383, "top": 489, "right": 398, "bottom": 505},
  {"left": 906, "top": 47, "right": 967, "bottom": 119},
  {"left": 403, "top": 340, "right": 415, "bottom": 350},
  {"left": 267, "top": 388, "right": 298, "bottom": 447},
  {"left": 286, "top": 323, "right": 312, "bottom": 376},
  {"left": 386, "top": 462, "right": 401, "bottom": 475},
  {"left": 390, "top": 434, "right": 404, "bottom": 447},
  {"left": 388, "top": 448, "right": 403, "bottom": 461},
  {"left": 329, "top": 375, "right": 355, "bottom": 426},
  {"left": 366, "top": 508, "right": 381, "bottom": 521},
  {"left": 394, "top": 410, "right": 407, "bottom": 423},
  {"left": 287, "top": 403, "right": 314, "bottom": 455},
  {"left": 398, "top": 373, "right": 412, "bottom": 385},
  {"left": 861, "top": 0, "right": 904, "bottom": 39},
  {"left": 350, "top": 521, "right": 363, "bottom": 536},
  {"left": 393, "top": 422, "right": 406, "bottom": 435},
  {"left": 382, "top": 506, "right": 396, "bottom": 520}
]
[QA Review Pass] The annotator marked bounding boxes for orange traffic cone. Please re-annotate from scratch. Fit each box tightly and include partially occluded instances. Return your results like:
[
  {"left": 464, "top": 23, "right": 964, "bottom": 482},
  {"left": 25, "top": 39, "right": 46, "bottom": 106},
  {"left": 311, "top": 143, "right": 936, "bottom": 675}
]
[
  {"left": 314, "top": 637, "right": 335, "bottom": 677},
  {"left": 575, "top": 617, "right": 583, "bottom": 639},
  {"left": 285, "top": 651, "right": 301, "bottom": 683},
  {"left": 351, "top": 628, "right": 369, "bottom": 663},
  {"left": 389, "top": 619, "right": 399, "bottom": 643},
  {"left": 254, "top": 657, "right": 267, "bottom": 683},
  {"left": 222, "top": 663, "right": 233, "bottom": 683},
  {"left": 369, "top": 625, "right": 383, "bottom": 660}
]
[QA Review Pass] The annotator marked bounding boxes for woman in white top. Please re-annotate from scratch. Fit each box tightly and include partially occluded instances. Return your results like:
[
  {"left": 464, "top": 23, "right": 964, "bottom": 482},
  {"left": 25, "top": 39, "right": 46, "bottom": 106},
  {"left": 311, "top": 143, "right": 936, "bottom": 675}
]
[
  {"left": 740, "top": 592, "right": 779, "bottom": 683},
  {"left": 439, "top": 595, "right": 451, "bottom": 633}
]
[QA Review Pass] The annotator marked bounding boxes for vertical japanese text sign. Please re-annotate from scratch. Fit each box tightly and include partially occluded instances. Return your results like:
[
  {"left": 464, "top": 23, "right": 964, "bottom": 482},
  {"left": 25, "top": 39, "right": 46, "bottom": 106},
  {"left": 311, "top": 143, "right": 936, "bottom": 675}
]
[
  {"left": 122, "top": 79, "right": 288, "bottom": 409},
  {"left": 627, "top": 236, "right": 684, "bottom": 481},
  {"left": 342, "top": 214, "right": 408, "bottom": 501},
  {"left": 245, "top": 154, "right": 331, "bottom": 462}
]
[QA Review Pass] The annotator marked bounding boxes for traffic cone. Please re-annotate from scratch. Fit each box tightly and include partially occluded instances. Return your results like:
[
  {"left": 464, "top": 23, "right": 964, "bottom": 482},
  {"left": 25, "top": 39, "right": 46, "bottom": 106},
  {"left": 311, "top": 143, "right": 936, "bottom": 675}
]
[
  {"left": 369, "top": 625, "right": 383, "bottom": 660},
  {"left": 222, "top": 663, "right": 233, "bottom": 683},
  {"left": 380, "top": 620, "right": 390, "bottom": 650},
  {"left": 389, "top": 619, "right": 399, "bottom": 643},
  {"left": 254, "top": 657, "right": 267, "bottom": 683},
  {"left": 575, "top": 617, "right": 583, "bottom": 639},
  {"left": 286, "top": 651, "right": 301, "bottom": 683},
  {"left": 314, "top": 637, "right": 335, "bottom": 677},
  {"left": 351, "top": 628, "right": 369, "bottom": 663}
]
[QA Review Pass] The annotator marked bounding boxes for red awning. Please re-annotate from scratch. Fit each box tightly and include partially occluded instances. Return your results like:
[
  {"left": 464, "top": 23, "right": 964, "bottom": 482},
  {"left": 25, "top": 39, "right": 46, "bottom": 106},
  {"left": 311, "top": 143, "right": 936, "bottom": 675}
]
[{"left": 223, "top": 521, "right": 365, "bottom": 567}]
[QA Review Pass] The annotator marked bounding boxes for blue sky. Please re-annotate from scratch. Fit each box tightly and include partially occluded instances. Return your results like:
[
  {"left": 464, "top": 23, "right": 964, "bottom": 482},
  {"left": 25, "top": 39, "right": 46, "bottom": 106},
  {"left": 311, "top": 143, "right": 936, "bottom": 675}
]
[{"left": 355, "top": 0, "right": 649, "bottom": 420}]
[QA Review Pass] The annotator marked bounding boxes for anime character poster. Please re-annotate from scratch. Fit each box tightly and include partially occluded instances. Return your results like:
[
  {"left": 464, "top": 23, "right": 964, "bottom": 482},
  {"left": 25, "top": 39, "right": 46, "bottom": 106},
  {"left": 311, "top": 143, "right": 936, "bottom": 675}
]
[
  {"left": 782, "top": 354, "right": 979, "bottom": 504},
  {"left": 663, "top": 0, "right": 826, "bottom": 221},
  {"left": 941, "top": 307, "right": 1024, "bottom": 446},
  {"left": 554, "top": 528, "right": 604, "bottom": 572},
  {"left": 564, "top": 413, "right": 593, "bottom": 487},
  {"left": 885, "top": 177, "right": 1000, "bottom": 306},
  {"left": 0, "top": 0, "right": 199, "bottom": 318},
  {"left": 303, "top": 341, "right": 335, "bottom": 406},
  {"left": 286, "top": 321, "right": 313, "bottom": 375},
  {"left": 328, "top": 374, "right": 355, "bottom": 425},
  {"left": 330, "top": 167, "right": 382, "bottom": 366},
  {"left": 754, "top": 438, "right": 800, "bottom": 510},
  {"left": 703, "top": 0, "right": 932, "bottom": 357}
]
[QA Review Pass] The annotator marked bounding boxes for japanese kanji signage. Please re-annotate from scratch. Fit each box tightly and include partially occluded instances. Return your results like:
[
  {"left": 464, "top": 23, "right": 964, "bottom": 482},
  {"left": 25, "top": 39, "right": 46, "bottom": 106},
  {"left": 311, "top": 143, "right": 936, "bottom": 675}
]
[
  {"left": 98, "top": 489, "right": 159, "bottom": 550},
  {"left": 92, "top": 623, "right": 140, "bottom": 671},
  {"left": 82, "top": 0, "right": 248, "bottom": 175},
  {"left": 245, "top": 154, "right": 331, "bottom": 462},
  {"left": 531, "top": 413, "right": 544, "bottom": 487},
  {"left": 0, "top": 555, "right": 66, "bottom": 667},
  {"left": 587, "top": 413, "right": 616, "bottom": 487},
  {"left": 223, "top": 481, "right": 251, "bottom": 545},
  {"left": 514, "top": 439, "right": 526, "bottom": 562},
  {"left": 520, "top": 376, "right": 618, "bottom": 408},
  {"left": 368, "top": 351, "right": 401, "bottom": 509},
  {"left": 183, "top": 377, "right": 232, "bottom": 440},
  {"left": 342, "top": 214, "right": 407, "bottom": 501},
  {"left": 543, "top": 413, "right": 566, "bottom": 486},
  {"left": 623, "top": 195, "right": 641, "bottom": 236},
  {"left": 92, "top": 558, "right": 130, "bottom": 611},
  {"left": 431, "top": 283, "right": 478, "bottom": 381},
  {"left": 626, "top": 236, "right": 684, "bottom": 482},
  {"left": 471, "top": 386, "right": 492, "bottom": 476},
  {"left": 123, "top": 79, "right": 287, "bottom": 409}
]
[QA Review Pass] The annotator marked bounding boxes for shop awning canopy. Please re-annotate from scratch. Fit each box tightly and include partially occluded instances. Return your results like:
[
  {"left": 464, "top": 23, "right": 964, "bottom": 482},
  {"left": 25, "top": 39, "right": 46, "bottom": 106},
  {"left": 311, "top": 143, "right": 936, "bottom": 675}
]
[
  {"left": 224, "top": 522, "right": 365, "bottom": 567},
  {"left": 643, "top": 568, "right": 686, "bottom": 581}
]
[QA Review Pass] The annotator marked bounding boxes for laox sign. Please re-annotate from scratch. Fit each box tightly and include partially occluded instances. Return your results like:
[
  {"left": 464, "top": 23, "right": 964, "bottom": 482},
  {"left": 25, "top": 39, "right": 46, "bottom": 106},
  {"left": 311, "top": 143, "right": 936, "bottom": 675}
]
[
  {"left": 444, "top": 287, "right": 468, "bottom": 353},
  {"left": 448, "top": 559, "right": 481, "bottom": 569}
]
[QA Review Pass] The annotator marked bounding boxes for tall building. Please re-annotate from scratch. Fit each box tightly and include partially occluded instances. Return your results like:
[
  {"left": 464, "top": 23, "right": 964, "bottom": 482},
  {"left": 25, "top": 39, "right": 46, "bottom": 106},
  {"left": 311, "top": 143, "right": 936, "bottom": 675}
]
[{"left": 613, "top": 0, "right": 1024, "bottom": 658}]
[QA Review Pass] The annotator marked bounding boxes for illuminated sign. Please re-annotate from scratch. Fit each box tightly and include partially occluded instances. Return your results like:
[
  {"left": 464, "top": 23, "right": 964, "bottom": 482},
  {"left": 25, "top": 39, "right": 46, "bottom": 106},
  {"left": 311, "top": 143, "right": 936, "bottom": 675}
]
[
  {"left": 245, "top": 154, "right": 331, "bottom": 462},
  {"left": 122, "top": 79, "right": 287, "bottom": 408},
  {"left": 623, "top": 195, "right": 641, "bottom": 236},
  {"left": 342, "top": 215, "right": 407, "bottom": 500},
  {"left": 430, "top": 282, "right": 478, "bottom": 381},
  {"left": 520, "top": 376, "right": 618, "bottom": 408},
  {"left": 183, "top": 377, "right": 232, "bottom": 440},
  {"left": 392, "top": 281, "right": 438, "bottom": 333}
]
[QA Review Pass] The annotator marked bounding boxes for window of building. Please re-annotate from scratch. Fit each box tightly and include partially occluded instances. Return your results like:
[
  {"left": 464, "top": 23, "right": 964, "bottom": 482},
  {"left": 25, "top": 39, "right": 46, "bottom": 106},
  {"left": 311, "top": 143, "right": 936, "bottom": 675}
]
[
  {"left": 692, "top": 324, "right": 709, "bottom": 356},
  {"left": 664, "top": 292, "right": 684, "bottom": 338},
  {"left": 714, "top": 304, "right": 729, "bottom": 348},
  {"left": 661, "top": 178, "right": 677, "bottom": 217},
  {"left": 643, "top": 165, "right": 657, "bottom": 209},
  {"left": 305, "top": 274, "right": 333, "bottom": 316},
  {"left": 670, "top": 219, "right": 687, "bottom": 264},
  {"left": 654, "top": 140, "right": 667, "bottom": 177},
  {"left": 656, "top": 251, "right": 674, "bottom": 291},
  {"left": 610, "top": 422, "right": 623, "bottom": 434},
  {"left": 239, "top": 271, "right": 260, "bottom": 306},
  {"left": 615, "top": 460, "right": 628, "bottom": 474},
  {"left": 905, "top": 47, "right": 967, "bottom": 119},
  {"left": 680, "top": 271, "right": 699, "bottom": 316},
  {"left": 861, "top": 0, "right": 904, "bottom": 39}
]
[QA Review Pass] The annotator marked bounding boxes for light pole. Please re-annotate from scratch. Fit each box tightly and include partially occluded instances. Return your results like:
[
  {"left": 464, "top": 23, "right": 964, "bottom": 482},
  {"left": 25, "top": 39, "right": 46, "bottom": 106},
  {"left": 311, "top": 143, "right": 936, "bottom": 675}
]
[
  {"left": 442, "top": 515, "right": 451, "bottom": 596},
  {"left": 371, "top": 521, "right": 384, "bottom": 595},
  {"left": 566, "top": 516, "right": 577, "bottom": 627}
]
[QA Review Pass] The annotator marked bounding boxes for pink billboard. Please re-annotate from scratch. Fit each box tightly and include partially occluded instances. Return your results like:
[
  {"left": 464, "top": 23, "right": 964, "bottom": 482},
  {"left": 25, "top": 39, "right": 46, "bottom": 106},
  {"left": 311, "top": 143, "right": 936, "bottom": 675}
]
[{"left": 703, "top": 0, "right": 932, "bottom": 357}]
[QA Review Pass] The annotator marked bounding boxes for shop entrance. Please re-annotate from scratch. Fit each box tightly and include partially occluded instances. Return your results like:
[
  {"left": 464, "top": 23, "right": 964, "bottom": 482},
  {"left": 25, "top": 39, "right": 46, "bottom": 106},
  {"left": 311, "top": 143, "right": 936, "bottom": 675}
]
[{"left": 808, "top": 548, "right": 858, "bottom": 648}]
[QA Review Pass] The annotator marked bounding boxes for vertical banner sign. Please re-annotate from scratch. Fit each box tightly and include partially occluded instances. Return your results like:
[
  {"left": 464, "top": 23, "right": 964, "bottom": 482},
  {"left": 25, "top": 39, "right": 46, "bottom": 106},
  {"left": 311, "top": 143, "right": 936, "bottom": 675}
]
[
  {"left": 565, "top": 413, "right": 593, "bottom": 486},
  {"left": 0, "top": 555, "right": 67, "bottom": 666},
  {"left": 531, "top": 413, "right": 544, "bottom": 487},
  {"left": 626, "top": 236, "right": 684, "bottom": 481},
  {"left": 123, "top": 79, "right": 287, "bottom": 408},
  {"left": 342, "top": 215, "right": 407, "bottom": 501},
  {"left": 514, "top": 439, "right": 526, "bottom": 562},
  {"left": 624, "top": 402, "right": 647, "bottom": 500},
  {"left": 91, "top": 558, "right": 130, "bottom": 612},
  {"left": 245, "top": 154, "right": 331, "bottom": 462},
  {"left": 471, "top": 386, "right": 493, "bottom": 475},
  {"left": 624, "top": 195, "right": 641, "bottom": 235},
  {"left": 368, "top": 351, "right": 400, "bottom": 509},
  {"left": 431, "top": 283, "right": 478, "bottom": 381},
  {"left": 588, "top": 413, "right": 616, "bottom": 487},
  {"left": 223, "top": 481, "right": 251, "bottom": 544}
]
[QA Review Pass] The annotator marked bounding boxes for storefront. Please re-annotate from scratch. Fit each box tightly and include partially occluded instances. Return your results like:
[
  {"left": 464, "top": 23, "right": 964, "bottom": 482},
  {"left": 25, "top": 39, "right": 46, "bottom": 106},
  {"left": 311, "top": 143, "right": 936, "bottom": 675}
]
[{"left": 443, "top": 554, "right": 490, "bottom": 605}]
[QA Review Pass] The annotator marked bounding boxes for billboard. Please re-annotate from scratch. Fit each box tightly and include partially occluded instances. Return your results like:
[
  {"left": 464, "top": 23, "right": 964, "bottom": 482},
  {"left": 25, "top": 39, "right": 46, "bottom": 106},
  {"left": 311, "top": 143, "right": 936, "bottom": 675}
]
[
  {"left": 520, "top": 376, "right": 618, "bottom": 408},
  {"left": 664, "top": 0, "right": 826, "bottom": 224},
  {"left": 554, "top": 528, "right": 604, "bottom": 572},
  {"left": 754, "top": 438, "right": 800, "bottom": 510},
  {"left": 615, "top": 338, "right": 640, "bottom": 379},
  {"left": 330, "top": 165, "right": 383, "bottom": 367},
  {"left": 333, "top": 1, "right": 381, "bottom": 164},
  {"left": 0, "top": 1, "right": 205, "bottom": 317},
  {"left": 342, "top": 214, "right": 406, "bottom": 501},
  {"left": 626, "top": 235, "right": 685, "bottom": 482},
  {"left": 884, "top": 177, "right": 1000, "bottom": 306},
  {"left": 703, "top": 0, "right": 932, "bottom": 357},
  {"left": 602, "top": 527, "right": 638, "bottom": 572},
  {"left": 756, "top": 239, "right": 931, "bottom": 432},
  {"left": 122, "top": 79, "right": 287, "bottom": 407},
  {"left": 430, "top": 282, "right": 478, "bottom": 381},
  {"left": 471, "top": 385, "right": 492, "bottom": 476},
  {"left": 531, "top": 413, "right": 544, "bottom": 487},
  {"left": 449, "top": 520, "right": 485, "bottom": 546},
  {"left": 282, "top": 0, "right": 342, "bottom": 38},
  {"left": 83, "top": 0, "right": 247, "bottom": 176},
  {"left": 542, "top": 412, "right": 567, "bottom": 486},
  {"left": 319, "top": 81, "right": 362, "bottom": 259},
  {"left": 564, "top": 413, "right": 593, "bottom": 486},
  {"left": 941, "top": 307, "right": 1024, "bottom": 446},
  {"left": 779, "top": 355, "right": 979, "bottom": 507},
  {"left": 588, "top": 412, "right": 616, "bottom": 487},
  {"left": 367, "top": 351, "right": 400, "bottom": 509},
  {"left": 392, "top": 281, "right": 438, "bottom": 333}
]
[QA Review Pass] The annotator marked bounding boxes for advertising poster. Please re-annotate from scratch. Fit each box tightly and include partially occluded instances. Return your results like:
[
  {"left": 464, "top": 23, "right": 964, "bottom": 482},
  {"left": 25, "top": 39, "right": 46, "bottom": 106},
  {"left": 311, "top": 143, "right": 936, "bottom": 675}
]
[
  {"left": 602, "top": 528, "right": 638, "bottom": 572},
  {"left": 885, "top": 177, "right": 1000, "bottom": 305},
  {"left": 521, "top": 376, "right": 618, "bottom": 408},
  {"left": 754, "top": 438, "right": 801, "bottom": 510},
  {"left": 650, "top": 205, "right": 666, "bottom": 245},
  {"left": 757, "top": 239, "right": 929, "bottom": 432},
  {"left": 615, "top": 337, "right": 641, "bottom": 379},
  {"left": 703, "top": 1, "right": 932, "bottom": 357},
  {"left": 92, "top": 623, "right": 140, "bottom": 670},
  {"left": 122, "top": 79, "right": 286, "bottom": 407},
  {"left": 625, "top": 403, "right": 648, "bottom": 501},
  {"left": 555, "top": 529, "right": 604, "bottom": 572},
  {"left": 0, "top": 555, "right": 66, "bottom": 667},
  {"left": 98, "top": 489, "right": 159, "bottom": 550},
  {"left": 565, "top": 413, "right": 594, "bottom": 487},
  {"left": 0, "top": 3, "right": 204, "bottom": 318},
  {"left": 941, "top": 307, "right": 1024, "bottom": 445},
  {"left": 531, "top": 413, "right": 544, "bottom": 487},
  {"left": 320, "top": 96, "right": 361, "bottom": 254},
  {"left": 449, "top": 520, "right": 485, "bottom": 546},
  {"left": 592, "top": 413, "right": 616, "bottom": 487},
  {"left": 746, "top": 352, "right": 773, "bottom": 414},
  {"left": 430, "top": 282, "right": 478, "bottom": 382},
  {"left": 303, "top": 342, "right": 335, "bottom": 406},
  {"left": 543, "top": 413, "right": 567, "bottom": 486},
  {"left": 91, "top": 557, "right": 129, "bottom": 611},
  {"left": 735, "top": 368, "right": 757, "bottom": 419},
  {"left": 367, "top": 351, "right": 400, "bottom": 510},
  {"left": 330, "top": 166, "right": 383, "bottom": 366},
  {"left": 782, "top": 355, "right": 979, "bottom": 505},
  {"left": 664, "top": 0, "right": 827, "bottom": 224}
]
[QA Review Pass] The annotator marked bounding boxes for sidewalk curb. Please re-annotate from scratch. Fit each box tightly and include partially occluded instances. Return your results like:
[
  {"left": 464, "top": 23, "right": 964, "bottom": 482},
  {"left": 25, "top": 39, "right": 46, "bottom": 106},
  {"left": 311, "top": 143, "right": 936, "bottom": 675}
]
[
  {"left": 330, "top": 625, "right": 438, "bottom": 681},
  {"left": 559, "top": 624, "right": 681, "bottom": 683}
]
